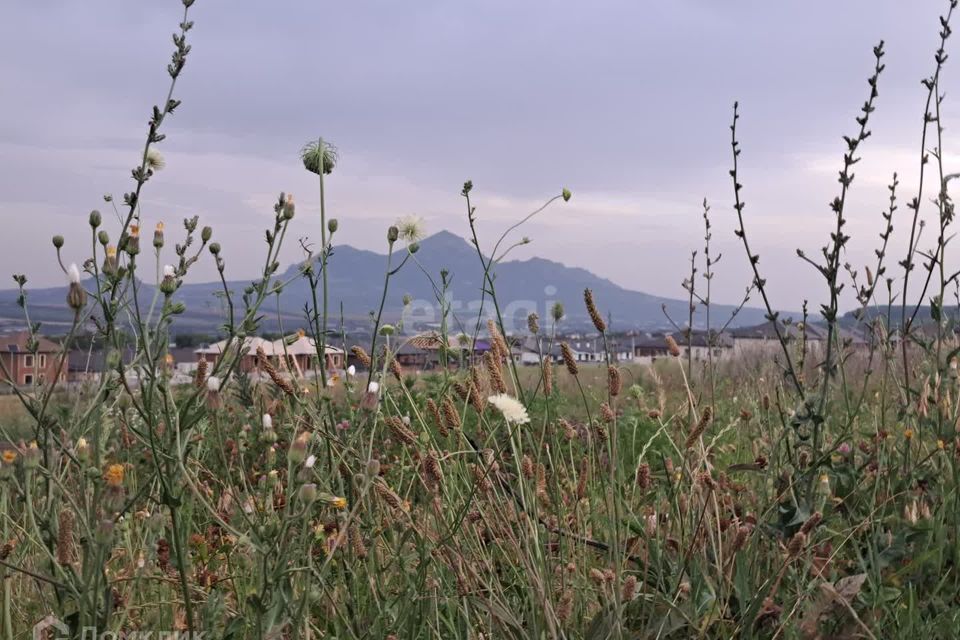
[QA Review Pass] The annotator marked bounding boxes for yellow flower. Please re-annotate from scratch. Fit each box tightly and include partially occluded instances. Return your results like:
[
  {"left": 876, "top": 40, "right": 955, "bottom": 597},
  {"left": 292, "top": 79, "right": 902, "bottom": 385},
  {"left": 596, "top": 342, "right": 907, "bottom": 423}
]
[
  {"left": 904, "top": 429, "right": 914, "bottom": 440},
  {"left": 106, "top": 245, "right": 117, "bottom": 258},
  {"left": 1, "top": 450, "right": 17, "bottom": 464},
  {"left": 332, "top": 497, "right": 347, "bottom": 510},
  {"left": 104, "top": 464, "right": 125, "bottom": 487},
  {"left": 938, "top": 439, "right": 946, "bottom": 450}
]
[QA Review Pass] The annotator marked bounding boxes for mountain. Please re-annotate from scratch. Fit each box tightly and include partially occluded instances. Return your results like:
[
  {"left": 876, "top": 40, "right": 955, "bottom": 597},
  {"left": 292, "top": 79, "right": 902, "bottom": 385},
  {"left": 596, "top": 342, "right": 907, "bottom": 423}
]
[{"left": 0, "top": 230, "right": 780, "bottom": 335}]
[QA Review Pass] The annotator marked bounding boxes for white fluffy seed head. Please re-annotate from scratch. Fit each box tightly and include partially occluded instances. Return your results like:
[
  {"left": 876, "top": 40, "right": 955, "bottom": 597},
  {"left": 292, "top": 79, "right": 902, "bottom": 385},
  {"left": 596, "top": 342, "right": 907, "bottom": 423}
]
[
  {"left": 163, "top": 264, "right": 175, "bottom": 278},
  {"left": 262, "top": 414, "right": 273, "bottom": 429},
  {"left": 67, "top": 263, "right": 81, "bottom": 284},
  {"left": 368, "top": 381, "right": 380, "bottom": 394},
  {"left": 206, "top": 375, "right": 221, "bottom": 392}
]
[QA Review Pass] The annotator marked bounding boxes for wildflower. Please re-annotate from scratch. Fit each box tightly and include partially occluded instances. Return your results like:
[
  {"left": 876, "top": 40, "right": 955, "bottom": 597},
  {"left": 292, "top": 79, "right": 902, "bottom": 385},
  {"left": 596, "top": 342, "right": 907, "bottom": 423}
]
[
  {"left": 160, "top": 264, "right": 177, "bottom": 294},
  {"left": 282, "top": 193, "right": 296, "bottom": 219},
  {"left": 817, "top": 473, "right": 831, "bottom": 496},
  {"left": 487, "top": 394, "right": 530, "bottom": 425},
  {"left": 66, "top": 263, "right": 86, "bottom": 311},
  {"left": 76, "top": 437, "right": 90, "bottom": 462},
  {"left": 332, "top": 496, "right": 347, "bottom": 510},
  {"left": 346, "top": 365, "right": 356, "bottom": 377},
  {"left": 904, "top": 428, "right": 914, "bottom": 440},
  {"left": 262, "top": 414, "right": 273, "bottom": 429},
  {"left": 104, "top": 464, "right": 125, "bottom": 487},
  {"left": 103, "top": 245, "right": 118, "bottom": 276},
  {"left": 145, "top": 148, "right": 165, "bottom": 171},
  {"left": 206, "top": 376, "right": 221, "bottom": 392},
  {"left": 368, "top": 381, "right": 380, "bottom": 394},
  {"left": 938, "top": 439, "right": 946, "bottom": 451},
  {"left": 153, "top": 222, "right": 164, "bottom": 248},
  {"left": 305, "top": 454, "right": 316, "bottom": 469},
  {"left": 1, "top": 450, "right": 16, "bottom": 465},
  {"left": 23, "top": 442, "right": 41, "bottom": 469},
  {"left": 395, "top": 215, "right": 426, "bottom": 243}
]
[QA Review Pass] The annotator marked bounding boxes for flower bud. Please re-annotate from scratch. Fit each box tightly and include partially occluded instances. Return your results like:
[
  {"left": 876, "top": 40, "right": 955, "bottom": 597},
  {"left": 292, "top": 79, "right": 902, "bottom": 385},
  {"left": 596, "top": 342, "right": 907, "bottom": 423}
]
[
  {"left": 201, "top": 226, "right": 212, "bottom": 242},
  {"left": 299, "top": 483, "right": 318, "bottom": 504},
  {"left": 209, "top": 242, "right": 221, "bottom": 255},
  {"left": 98, "top": 231, "right": 110, "bottom": 246},
  {"left": 562, "top": 188, "right": 572, "bottom": 202},
  {"left": 408, "top": 242, "right": 420, "bottom": 254},
  {"left": 153, "top": 222, "right": 164, "bottom": 249},
  {"left": 52, "top": 235, "right": 64, "bottom": 249},
  {"left": 327, "top": 218, "right": 338, "bottom": 233},
  {"left": 167, "top": 302, "right": 186, "bottom": 314},
  {"left": 123, "top": 225, "right": 140, "bottom": 256},
  {"left": 23, "top": 442, "right": 41, "bottom": 470},
  {"left": 366, "top": 458, "right": 380, "bottom": 477},
  {"left": 289, "top": 432, "right": 309, "bottom": 465},
  {"left": 160, "top": 276, "right": 177, "bottom": 296},
  {"left": 95, "top": 519, "right": 115, "bottom": 544},
  {"left": 387, "top": 226, "right": 399, "bottom": 243},
  {"left": 89, "top": 210, "right": 102, "bottom": 227}
]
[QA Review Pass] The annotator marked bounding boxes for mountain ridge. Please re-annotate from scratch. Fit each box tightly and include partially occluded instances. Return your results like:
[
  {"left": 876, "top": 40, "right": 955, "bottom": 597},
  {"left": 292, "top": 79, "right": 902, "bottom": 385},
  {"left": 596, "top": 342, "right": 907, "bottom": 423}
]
[{"left": 0, "top": 230, "right": 781, "bottom": 334}]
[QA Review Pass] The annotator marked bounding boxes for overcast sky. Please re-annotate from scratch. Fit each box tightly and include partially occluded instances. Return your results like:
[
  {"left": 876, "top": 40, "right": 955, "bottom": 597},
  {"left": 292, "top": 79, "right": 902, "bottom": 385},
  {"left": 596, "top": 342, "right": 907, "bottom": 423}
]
[{"left": 2, "top": 1, "right": 959, "bottom": 311}]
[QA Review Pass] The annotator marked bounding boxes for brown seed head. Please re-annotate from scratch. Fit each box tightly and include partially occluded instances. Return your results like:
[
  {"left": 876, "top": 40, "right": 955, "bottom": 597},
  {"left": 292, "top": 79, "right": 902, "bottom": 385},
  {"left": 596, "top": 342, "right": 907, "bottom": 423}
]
[
  {"left": 350, "top": 345, "right": 372, "bottom": 368},
  {"left": 584, "top": 288, "right": 606, "bottom": 332},
  {"left": 665, "top": 335, "right": 682, "bottom": 358},
  {"left": 607, "top": 365, "right": 621, "bottom": 397},
  {"left": 560, "top": 342, "right": 579, "bottom": 376}
]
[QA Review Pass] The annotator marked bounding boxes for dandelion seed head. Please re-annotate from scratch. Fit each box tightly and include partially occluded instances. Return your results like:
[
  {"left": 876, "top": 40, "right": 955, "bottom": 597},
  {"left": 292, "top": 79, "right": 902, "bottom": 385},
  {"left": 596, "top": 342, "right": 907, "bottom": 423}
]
[
  {"left": 146, "top": 148, "right": 165, "bottom": 171},
  {"left": 395, "top": 215, "right": 426, "bottom": 243}
]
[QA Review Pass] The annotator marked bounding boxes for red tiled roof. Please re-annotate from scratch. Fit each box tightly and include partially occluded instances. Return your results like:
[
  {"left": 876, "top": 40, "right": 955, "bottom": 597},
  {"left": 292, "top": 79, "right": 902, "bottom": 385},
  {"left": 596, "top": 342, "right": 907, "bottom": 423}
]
[{"left": 0, "top": 331, "right": 60, "bottom": 353}]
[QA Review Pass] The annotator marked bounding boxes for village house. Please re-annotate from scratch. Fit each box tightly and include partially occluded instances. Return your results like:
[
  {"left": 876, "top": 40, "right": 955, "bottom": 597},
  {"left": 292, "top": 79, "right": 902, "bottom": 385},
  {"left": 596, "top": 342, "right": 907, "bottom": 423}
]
[
  {"left": 195, "top": 335, "right": 344, "bottom": 378},
  {"left": 632, "top": 333, "right": 670, "bottom": 365},
  {"left": 273, "top": 335, "right": 345, "bottom": 376},
  {"left": 729, "top": 321, "right": 827, "bottom": 358},
  {"left": 0, "top": 331, "right": 65, "bottom": 387}
]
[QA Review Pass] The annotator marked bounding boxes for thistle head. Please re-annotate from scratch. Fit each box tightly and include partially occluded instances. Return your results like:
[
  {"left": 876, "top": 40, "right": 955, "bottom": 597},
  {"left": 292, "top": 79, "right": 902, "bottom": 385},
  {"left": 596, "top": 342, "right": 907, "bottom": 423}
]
[{"left": 301, "top": 140, "right": 338, "bottom": 175}]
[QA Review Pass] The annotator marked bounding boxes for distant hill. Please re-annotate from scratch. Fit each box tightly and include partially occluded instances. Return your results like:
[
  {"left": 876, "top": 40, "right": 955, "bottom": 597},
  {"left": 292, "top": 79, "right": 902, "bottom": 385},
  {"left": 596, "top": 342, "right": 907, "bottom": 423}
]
[{"left": 0, "top": 230, "right": 782, "bottom": 335}]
